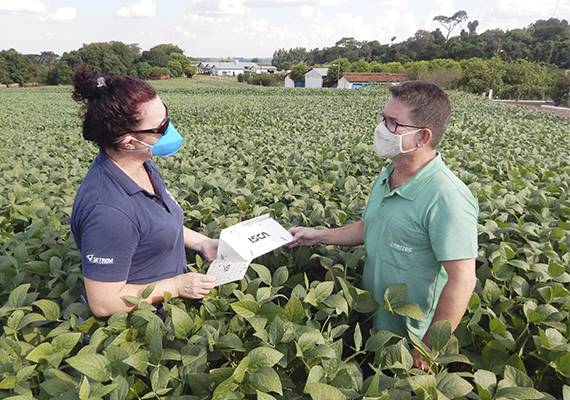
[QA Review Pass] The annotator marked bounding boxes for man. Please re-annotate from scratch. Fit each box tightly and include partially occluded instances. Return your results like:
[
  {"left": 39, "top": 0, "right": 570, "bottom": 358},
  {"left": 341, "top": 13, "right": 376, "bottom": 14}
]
[{"left": 288, "top": 81, "right": 478, "bottom": 370}]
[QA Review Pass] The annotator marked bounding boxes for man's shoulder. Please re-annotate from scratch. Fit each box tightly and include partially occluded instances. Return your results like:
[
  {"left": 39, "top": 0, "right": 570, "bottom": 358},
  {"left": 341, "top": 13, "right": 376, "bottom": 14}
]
[{"left": 433, "top": 163, "right": 475, "bottom": 197}]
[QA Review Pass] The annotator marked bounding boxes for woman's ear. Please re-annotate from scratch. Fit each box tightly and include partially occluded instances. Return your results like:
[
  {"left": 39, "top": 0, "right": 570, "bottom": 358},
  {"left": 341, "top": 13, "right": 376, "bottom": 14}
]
[{"left": 116, "top": 136, "right": 136, "bottom": 150}]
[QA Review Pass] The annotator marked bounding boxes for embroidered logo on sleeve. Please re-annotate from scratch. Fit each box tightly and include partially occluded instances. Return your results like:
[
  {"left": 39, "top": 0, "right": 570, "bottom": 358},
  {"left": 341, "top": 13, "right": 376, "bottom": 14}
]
[{"left": 86, "top": 254, "right": 114, "bottom": 264}]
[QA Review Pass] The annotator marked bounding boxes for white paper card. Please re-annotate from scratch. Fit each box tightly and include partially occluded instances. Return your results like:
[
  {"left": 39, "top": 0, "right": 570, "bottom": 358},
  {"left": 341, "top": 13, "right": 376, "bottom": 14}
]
[
  {"left": 207, "top": 214, "right": 293, "bottom": 286},
  {"left": 207, "top": 257, "right": 251, "bottom": 286}
]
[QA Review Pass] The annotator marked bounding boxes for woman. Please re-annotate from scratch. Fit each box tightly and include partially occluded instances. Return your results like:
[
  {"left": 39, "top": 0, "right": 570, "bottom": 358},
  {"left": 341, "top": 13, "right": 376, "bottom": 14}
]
[{"left": 71, "top": 68, "right": 217, "bottom": 317}]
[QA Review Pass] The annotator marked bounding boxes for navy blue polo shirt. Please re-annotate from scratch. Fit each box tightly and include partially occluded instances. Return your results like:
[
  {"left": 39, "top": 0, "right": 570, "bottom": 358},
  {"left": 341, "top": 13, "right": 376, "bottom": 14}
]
[{"left": 71, "top": 151, "right": 187, "bottom": 284}]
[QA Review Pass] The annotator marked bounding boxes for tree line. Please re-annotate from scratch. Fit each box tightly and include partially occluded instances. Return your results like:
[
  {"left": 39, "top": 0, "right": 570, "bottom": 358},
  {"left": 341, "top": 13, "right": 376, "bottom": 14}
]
[
  {"left": 274, "top": 16, "right": 569, "bottom": 106},
  {"left": 271, "top": 17, "right": 570, "bottom": 70},
  {"left": 0, "top": 42, "right": 197, "bottom": 86},
  {"left": 283, "top": 57, "right": 569, "bottom": 106}
]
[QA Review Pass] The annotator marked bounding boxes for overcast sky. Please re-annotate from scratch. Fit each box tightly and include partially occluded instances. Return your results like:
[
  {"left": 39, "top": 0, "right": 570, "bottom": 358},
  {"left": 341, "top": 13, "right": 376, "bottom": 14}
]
[{"left": 0, "top": 0, "right": 568, "bottom": 58}]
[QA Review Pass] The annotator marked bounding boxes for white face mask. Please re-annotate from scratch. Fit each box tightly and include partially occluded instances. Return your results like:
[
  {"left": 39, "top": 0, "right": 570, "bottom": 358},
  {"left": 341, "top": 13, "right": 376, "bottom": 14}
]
[{"left": 373, "top": 123, "right": 422, "bottom": 158}]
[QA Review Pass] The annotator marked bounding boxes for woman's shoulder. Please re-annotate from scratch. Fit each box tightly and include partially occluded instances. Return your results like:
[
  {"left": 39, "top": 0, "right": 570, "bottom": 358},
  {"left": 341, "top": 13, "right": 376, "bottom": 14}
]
[{"left": 72, "top": 162, "right": 134, "bottom": 220}]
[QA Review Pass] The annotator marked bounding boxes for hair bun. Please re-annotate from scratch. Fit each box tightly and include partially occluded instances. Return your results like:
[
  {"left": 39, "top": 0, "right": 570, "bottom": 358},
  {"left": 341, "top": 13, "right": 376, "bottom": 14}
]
[{"left": 72, "top": 67, "right": 107, "bottom": 102}]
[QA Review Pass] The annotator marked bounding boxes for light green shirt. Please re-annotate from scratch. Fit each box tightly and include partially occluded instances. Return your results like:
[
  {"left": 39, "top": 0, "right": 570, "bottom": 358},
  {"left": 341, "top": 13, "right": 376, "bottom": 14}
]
[{"left": 362, "top": 153, "right": 478, "bottom": 339}]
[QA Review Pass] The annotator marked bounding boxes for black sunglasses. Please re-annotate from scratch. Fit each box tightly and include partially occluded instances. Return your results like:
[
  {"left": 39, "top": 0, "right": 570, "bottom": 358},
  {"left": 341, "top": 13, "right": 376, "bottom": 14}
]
[{"left": 122, "top": 103, "right": 170, "bottom": 135}]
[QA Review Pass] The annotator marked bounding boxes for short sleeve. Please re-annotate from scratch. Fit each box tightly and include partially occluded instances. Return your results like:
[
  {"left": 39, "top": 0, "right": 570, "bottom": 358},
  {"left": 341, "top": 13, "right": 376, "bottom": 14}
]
[
  {"left": 427, "top": 190, "right": 479, "bottom": 262},
  {"left": 79, "top": 204, "right": 140, "bottom": 282}
]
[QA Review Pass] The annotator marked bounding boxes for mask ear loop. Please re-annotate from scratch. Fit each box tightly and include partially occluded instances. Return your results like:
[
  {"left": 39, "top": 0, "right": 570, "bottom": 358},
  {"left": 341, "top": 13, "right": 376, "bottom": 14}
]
[
  {"left": 399, "top": 128, "right": 424, "bottom": 154},
  {"left": 113, "top": 135, "right": 153, "bottom": 152},
  {"left": 129, "top": 137, "right": 153, "bottom": 149}
]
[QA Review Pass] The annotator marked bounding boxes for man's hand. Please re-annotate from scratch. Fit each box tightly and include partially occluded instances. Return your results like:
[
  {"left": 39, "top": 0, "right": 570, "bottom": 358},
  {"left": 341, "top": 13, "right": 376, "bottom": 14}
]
[
  {"left": 287, "top": 227, "right": 322, "bottom": 248},
  {"left": 174, "top": 272, "right": 216, "bottom": 299},
  {"left": 194, "top": 238, "right": 219, "bottom": 261},
  {"left": 288, "top": 221, "right": 364, "bottom": 248},
  {"left": 412, "top": 348, "right": 432, "bottom": 372}
]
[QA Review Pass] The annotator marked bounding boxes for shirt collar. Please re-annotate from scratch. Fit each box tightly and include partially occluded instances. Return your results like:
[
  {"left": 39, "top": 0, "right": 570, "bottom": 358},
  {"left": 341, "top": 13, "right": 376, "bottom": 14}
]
[
  {"left": 95, "top": 151, "right": 152, "bottom": 196},
  {"left": 379, "top": 153, "right": 444, "bottom": 201}
]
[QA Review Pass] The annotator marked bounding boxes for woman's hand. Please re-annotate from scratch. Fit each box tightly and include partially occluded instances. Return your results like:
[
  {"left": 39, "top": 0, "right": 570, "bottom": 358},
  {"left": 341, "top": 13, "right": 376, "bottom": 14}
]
[
  {"left": 183, "top": 227, "right": 218, "bottom": 261},
  {"left": 174, "top": 272, "right": 216, "bottom": 299},
  {"left": 194, "top": 238, "right": 219, "bottom": 261}
]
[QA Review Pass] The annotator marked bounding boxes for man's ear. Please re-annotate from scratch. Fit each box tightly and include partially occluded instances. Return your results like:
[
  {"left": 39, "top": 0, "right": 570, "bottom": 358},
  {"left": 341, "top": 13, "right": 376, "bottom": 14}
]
[{"left": 420, "top": 128, "right": 433, "bottom": 147}]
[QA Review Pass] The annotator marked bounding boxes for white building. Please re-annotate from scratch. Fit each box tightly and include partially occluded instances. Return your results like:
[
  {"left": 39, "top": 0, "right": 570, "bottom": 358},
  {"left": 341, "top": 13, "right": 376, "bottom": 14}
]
[
  {"left": 209, "top": 62, "right": 258, "bottom": 76},
  {"left": 196, "top": 61, "right": 276, "bottom": 76},
  {"left": 284, "top": 74, "right": 295, "bottom": 87},
  {"left": 284, "top": 73, "right": 305, "bottom": 88},
  {"left": 337, "top": 72, "right": 406, "bottom": 89},
  {"left": 304, "top": 68, "right": 329, "bottom": 88},
  {"left": 255, "top": 65, "right": 277, "bottom": 74}
]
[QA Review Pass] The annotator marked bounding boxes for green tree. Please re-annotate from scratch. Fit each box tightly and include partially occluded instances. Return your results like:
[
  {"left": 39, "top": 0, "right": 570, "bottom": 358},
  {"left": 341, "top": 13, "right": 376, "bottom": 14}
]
[
  {"left": 433, "top": 10, "right": 469, "bottom": 41},
  {"left": 550, "top": 71, "right": 570, "bottom": 106},
  {"left": 81, "top": 42, "right": 138, "bottom": 74},
  {"left": 351, "top": 60, "right": 371, "bottom": 72},
  {"left": 246, "top": 72, "right": 282, "bottom": 87},
  {"left": 167, "top": 52, "right": 195, "bottom": 77},
  {"left": 550, "top": 39, "right": 570, "bottom": 69},
  {"left": 56, "top": 42, "right": 140, "bottom": 76},
  {"left": 184, "top": 64, "right": 197, "bottom": 78},
  {"left": 452, "top": 57, "right": 499, "bottom": 94},
  {"left": 270, "top": 17, "right": 570, "bottom": 69},
  {"left": 167, "top": 60, "right": 183, "bottom": 77},
  {"left": 369, "top": 61, "right": 383, "bottom": 72},
  {"left": 406, "top": 30, "right": 443, "bottom": 60},
  {"left": 326, "top": 57, "right": 351, "bottom": 82},
  {"left": 46, "top": 60, "right": 73, "bottom": 85},
  {"left": 467, "top": 20, "right": 479, "bottom": 37},
  {"left": 289, "top": 62, "right": 308, "bottom": 81},
  {"left": 403, "top": 60, "right": 430, "bottom": 79},
  {"left": 530, "top": 18, "right": 570, "bottom": 42},
  {"left": 0, "top": 49, "right": 36, "bottom": 84},
  {"left": 499, "top": 59, "right": 552, "bottom": 99},
  {"left": 149, "top": 66, "right": 170, "bottom": 80},
  {"left": 0, "top": 58, "right": 9, "bottom": 84},
  {"left": 141, "top": 44, "right": 184, "bottom": 67},
  {"left": 27, "top": 51, "right": 60, "bottom": 67},
  {"left": 271, "top": 47, "right": 308, "bottom": 70},
  {"left": 169, "top": 52, "right": 190, "bottom": 68},
  {"left": 109, "top": 41, "right": 140, "bottom": 73},
  {"left": 380, "top": 61, "right": 405, "bottom": 72},
  {"left": 135, "top": 62, "right": 153, "bottom": 79}
]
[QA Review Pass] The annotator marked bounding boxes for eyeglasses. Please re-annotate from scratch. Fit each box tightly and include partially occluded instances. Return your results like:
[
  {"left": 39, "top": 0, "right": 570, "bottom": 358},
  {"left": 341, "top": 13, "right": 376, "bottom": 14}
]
[
  {"left": 121, "top": 103, "right": 170, "bottom": 135},
  {"left": 380, "top": 113, "right": 424, "bottom": 134}
]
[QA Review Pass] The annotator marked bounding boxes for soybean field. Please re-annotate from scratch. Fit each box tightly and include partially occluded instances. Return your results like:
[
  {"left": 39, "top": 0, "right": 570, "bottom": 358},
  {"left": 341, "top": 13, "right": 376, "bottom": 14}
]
[{"left": 0, "top": 79, "right": 569, "bottom": 399}]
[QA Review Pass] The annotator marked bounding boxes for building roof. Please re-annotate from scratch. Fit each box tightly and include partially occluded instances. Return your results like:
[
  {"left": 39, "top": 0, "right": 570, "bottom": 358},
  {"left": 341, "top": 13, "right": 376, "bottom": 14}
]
[
  {"left": 307, "top": 67, "right": 329, "bottom": 77},
  {"left": 340, "top": 72, "right": 406, "bottom": 83},
  {"left": 210, "top": 62, "right": 259, "bottom": 70}
]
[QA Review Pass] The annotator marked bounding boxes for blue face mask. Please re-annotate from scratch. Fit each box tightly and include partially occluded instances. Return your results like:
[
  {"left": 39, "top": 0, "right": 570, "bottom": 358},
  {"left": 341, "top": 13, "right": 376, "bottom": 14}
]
[{"left": 129, "top": 122, "right": 184, "bottom": 157}]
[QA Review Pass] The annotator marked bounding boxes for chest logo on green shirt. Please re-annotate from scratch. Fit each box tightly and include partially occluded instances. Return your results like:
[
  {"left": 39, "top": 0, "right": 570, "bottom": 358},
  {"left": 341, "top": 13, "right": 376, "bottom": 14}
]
[{"left": 388, "top": 239, "right": 413, "bottom": 254}]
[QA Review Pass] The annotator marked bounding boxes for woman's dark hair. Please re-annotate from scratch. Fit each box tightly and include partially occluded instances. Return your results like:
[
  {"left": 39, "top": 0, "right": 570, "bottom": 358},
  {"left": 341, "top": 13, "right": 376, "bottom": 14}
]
[{"left": 72, "top": 67, "right": 157, "bottom": 149}]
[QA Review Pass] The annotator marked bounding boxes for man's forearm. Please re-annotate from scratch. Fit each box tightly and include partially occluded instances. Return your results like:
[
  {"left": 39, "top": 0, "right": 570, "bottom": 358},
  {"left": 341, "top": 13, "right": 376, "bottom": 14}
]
[
  {"left": 423, "top": 277, "right": 475, "bottom": 344},
  {"left": 319, "top": 220, "right": 364, "bottom": 246}
]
